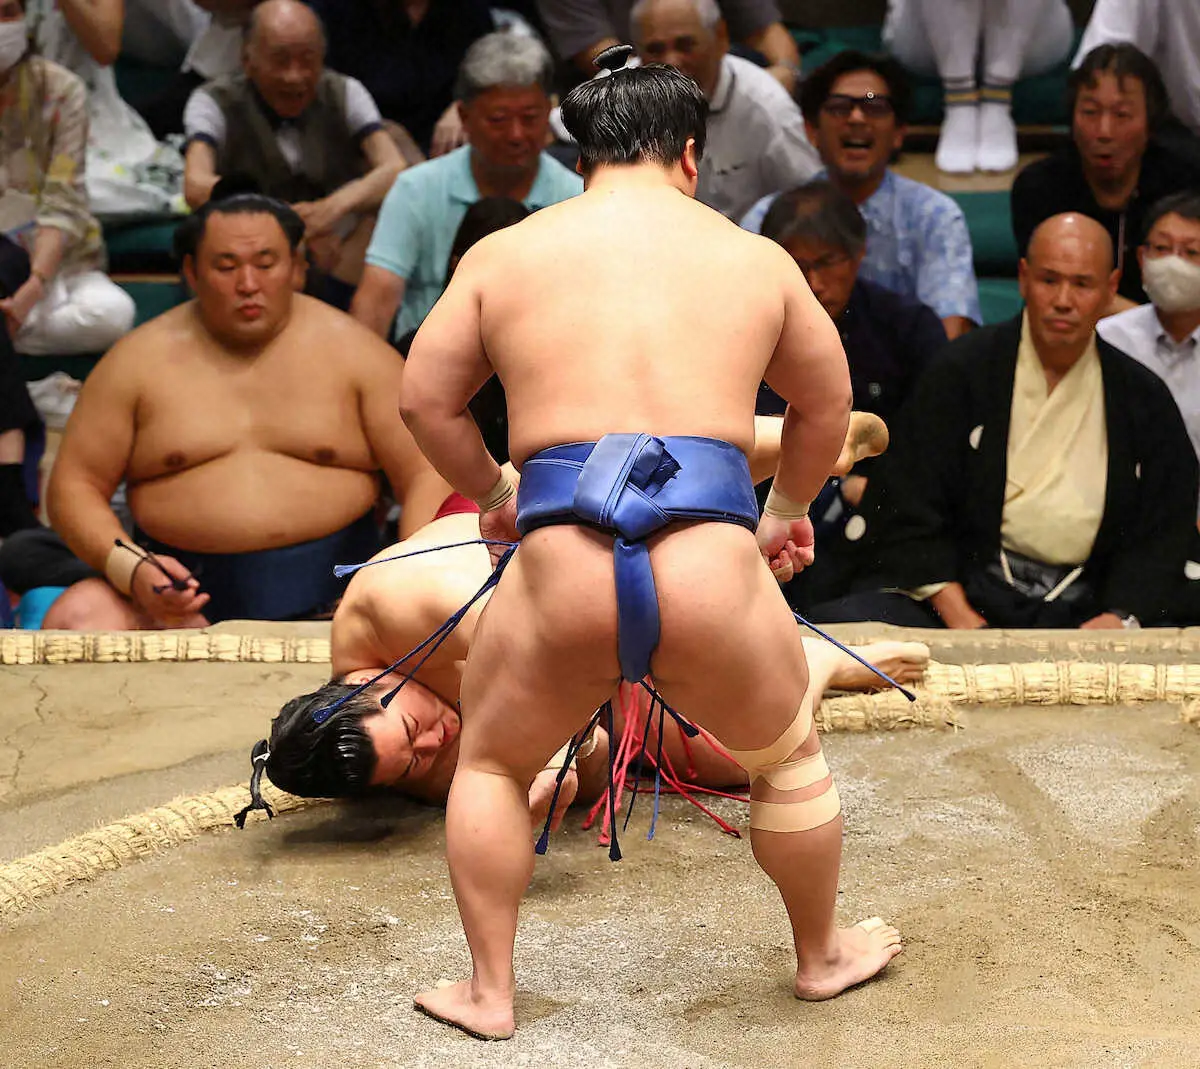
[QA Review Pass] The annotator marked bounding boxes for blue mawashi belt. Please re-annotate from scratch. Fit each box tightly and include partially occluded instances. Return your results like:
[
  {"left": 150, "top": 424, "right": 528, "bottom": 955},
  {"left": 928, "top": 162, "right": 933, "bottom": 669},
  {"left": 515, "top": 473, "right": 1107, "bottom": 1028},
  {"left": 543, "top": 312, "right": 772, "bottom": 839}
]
[{"left": 516, "top": 433, "right": 759, "bottom": 682}]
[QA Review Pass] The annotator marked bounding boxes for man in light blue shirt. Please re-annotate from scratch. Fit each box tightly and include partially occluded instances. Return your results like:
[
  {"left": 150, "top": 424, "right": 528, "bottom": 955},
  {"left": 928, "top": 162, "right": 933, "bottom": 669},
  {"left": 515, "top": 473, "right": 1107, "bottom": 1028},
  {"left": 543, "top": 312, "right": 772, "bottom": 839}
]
[
  {"left": 741, "top": 50, "right": 981, "bottom": 338},
  {"left": 351, "top": 33, "right": 582, "bottom": 342}
]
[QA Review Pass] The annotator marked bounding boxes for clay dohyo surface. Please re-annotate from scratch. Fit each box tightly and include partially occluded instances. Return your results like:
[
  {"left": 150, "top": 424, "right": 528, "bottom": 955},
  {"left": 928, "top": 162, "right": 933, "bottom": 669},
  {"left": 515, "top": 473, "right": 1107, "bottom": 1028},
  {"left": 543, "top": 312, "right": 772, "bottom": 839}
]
[{"left": 2, "top": 652, "right": 1199, "bottom": 1068}]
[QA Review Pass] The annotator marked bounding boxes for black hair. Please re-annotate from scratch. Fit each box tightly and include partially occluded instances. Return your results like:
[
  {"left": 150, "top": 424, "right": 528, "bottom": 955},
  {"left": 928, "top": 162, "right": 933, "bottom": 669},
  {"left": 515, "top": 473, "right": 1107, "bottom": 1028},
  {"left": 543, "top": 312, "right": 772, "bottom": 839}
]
[
  {"left": 264, "top": 681, "right": 380, "bottom": 798},
  {"left": 446, "top": 197, "right": 530, "bottom": 284},
  {"left": 798, "top": 49, "right": 912, "bottom": 126},
  {"left": 761, "top": 180, "right": 867, "bottom": 257},
  {"left": 1069, "top": 43, "right": 1170, "bottom": 131},
  {"left": 560, "top": 60, "right": 709, "bottom": 174},
  {"left": 172, "top": 188, "right": 306, "bottom": 263},
  {"left": 1141, "top": 189, "right": 1200, "bottom": 243}
]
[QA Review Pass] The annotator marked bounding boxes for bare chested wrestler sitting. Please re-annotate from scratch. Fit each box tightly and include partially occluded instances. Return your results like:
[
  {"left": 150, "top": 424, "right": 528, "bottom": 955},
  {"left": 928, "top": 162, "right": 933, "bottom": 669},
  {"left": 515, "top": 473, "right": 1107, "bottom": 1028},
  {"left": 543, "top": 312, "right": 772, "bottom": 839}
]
[
  {"left": 256, "top": 414, "right": 926, "bottom": 832},
  {"left": 397, "top": 52, "right": 905, "bottom": 1038},
  {"left": 22, "top": 193, "right": 449, "bottom": 629}
]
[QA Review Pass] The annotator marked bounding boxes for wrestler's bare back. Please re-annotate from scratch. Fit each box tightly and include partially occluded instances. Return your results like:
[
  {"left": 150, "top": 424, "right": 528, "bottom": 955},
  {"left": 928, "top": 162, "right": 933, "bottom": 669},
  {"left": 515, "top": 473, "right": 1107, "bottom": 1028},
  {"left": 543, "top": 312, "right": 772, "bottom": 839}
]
[{"left": 437, "top": 184, "right": 846, "bottom": 737}]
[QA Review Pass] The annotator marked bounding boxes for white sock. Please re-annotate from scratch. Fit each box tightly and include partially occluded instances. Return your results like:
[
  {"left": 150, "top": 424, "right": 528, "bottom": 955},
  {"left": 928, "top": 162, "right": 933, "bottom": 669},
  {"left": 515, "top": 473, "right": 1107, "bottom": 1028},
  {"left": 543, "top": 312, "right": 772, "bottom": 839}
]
[
  {"left": 936, "top": 100, "right": 980, "bottom": 174},
  {"left": 977, "top": 97, "right": 1018, "bottom": 172}
]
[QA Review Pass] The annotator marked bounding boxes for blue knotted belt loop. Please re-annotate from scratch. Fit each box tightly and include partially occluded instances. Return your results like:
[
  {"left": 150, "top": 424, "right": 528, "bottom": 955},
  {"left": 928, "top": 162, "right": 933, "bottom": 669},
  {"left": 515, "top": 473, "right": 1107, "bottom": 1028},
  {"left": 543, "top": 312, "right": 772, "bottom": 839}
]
[{"left": 517, "top": 434, "right": 758, "bottom": 683}]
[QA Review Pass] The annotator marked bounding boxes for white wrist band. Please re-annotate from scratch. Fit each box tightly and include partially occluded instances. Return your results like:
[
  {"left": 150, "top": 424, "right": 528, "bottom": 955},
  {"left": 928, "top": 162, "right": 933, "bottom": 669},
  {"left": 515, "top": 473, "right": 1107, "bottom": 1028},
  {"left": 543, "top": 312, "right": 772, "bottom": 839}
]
[
  {"left": 764, "top": 485, "right": 810, "bottom": 521},
  {"left": 474, "top": 473, "right": 516, "bottom": 513}
]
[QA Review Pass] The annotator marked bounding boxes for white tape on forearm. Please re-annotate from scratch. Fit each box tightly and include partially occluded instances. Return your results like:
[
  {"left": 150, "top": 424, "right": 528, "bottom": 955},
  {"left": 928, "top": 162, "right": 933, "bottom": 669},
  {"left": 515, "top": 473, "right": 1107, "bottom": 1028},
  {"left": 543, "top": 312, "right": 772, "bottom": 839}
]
[
  {"left": 104, "top": 543, "right": 140, "bottom": 596},
  {"left": 764, "top": 485, "right": 810, "bottom": 521},
  {"left": 474, "top": 473, "right": 516, "bottom": 513}
]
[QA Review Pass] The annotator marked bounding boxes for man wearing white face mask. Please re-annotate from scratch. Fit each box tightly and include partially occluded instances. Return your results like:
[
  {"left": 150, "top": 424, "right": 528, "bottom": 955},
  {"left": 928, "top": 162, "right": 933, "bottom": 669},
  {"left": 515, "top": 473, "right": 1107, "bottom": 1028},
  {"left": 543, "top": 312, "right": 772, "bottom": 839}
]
[{"left": 1099, "top": 190, "right": 1200, "bottom": 499}]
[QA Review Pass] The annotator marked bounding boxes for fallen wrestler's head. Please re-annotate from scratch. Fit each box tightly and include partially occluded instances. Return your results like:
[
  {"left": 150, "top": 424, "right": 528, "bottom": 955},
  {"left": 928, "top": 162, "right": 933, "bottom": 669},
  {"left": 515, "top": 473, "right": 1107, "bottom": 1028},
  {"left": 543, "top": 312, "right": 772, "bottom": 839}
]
[
  {"left": 262, "top": 677, "right": 461, "bottom": 798},
  {"left": 559, "top": 47, "right": 708, "bottom": 188}
]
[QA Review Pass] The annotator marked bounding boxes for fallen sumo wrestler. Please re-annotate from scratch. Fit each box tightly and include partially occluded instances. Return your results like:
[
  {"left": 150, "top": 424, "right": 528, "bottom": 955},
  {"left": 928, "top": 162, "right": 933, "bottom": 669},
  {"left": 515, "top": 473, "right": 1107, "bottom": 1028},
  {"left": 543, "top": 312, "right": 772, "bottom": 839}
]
[{"left": 235, "top": 412, "right": 927, "bottom": 848}]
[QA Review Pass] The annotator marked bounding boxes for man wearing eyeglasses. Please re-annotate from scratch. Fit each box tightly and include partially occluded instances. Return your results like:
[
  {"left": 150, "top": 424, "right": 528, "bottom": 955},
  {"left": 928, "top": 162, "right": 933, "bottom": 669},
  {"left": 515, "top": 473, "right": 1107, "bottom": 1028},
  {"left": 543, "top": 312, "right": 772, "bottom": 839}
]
[
  {"left": 629, "top": 0, "right": 819, "bottom": 221},
  {"left": 741, "top": 51, "right": 981, "bottom": 340}
]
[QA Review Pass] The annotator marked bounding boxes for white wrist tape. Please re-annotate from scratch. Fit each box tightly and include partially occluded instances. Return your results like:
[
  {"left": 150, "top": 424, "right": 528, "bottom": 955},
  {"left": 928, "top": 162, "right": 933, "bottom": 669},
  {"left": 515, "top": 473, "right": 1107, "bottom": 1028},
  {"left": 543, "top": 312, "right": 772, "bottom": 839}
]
[
  {"left": 543, "top": 741, "right": 578, "bottom": 773},
  {"left": 474, "top": 473, "right": 516, "bottom": 513},
  {"left": 764, "top": 485, "right": 810, "bottom": 521},
  {"left": 104, "top": 543, "right": 141, "bottom": 596}
]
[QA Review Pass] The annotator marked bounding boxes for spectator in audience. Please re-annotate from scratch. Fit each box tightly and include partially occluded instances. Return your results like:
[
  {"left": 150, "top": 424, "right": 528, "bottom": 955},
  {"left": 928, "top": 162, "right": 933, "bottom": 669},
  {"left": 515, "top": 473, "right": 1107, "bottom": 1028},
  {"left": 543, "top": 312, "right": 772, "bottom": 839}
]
[
  {"left": 883, "top": 0, "right": 1074, "bottom": 174},
  {"left": 1012, "top": 44, "right": 1200, "bottom": 309},
  {"left": 758, "top": 181, "right": 945, "bottom": 605},
  {"left": 182, "top": 0, "right": 405, "bottom": 300},
  {"left": 814, "top": 214, "right": 1198, "bottom": 630},
  {"left": 132, "top": 1, "right": 261, "bottom": 141},
  {"left": 0, "top": 239, "right": 40, "bottom": 536},
  {"left": 307, "top": 0, "right": 495, "bottom": 161},
  {"left": 1076, "top": 0, "right": 1200, "bottom": 141},
  {"left": 0, "top": 193, "right": 450, "bottom": 629},
  {"left": 628, "top": 0, "right": 818, "bottom": 221},
  {"left": 27, "top": 0, "right": 187, "bottom": 216},
  {"left": 395, "top": 197, "right": 531, "bottom": 465},
  {"left": 743, "top": 51, "right": 981, "bottom": 339},
  {"left": 538, "top": 0, "right": 801, "bottom": 94},
  {"left": 350, "top": 32, "right": 581, "bottom": 344},
  {"left": 1098, "top": 191, "right": 1200, "bottom": 486},
  {"left": 0, "top": 2, "right": 135, "bottom": 356},
  {"left": 121, "top": 0, "right": 209, "bottom": 68}
]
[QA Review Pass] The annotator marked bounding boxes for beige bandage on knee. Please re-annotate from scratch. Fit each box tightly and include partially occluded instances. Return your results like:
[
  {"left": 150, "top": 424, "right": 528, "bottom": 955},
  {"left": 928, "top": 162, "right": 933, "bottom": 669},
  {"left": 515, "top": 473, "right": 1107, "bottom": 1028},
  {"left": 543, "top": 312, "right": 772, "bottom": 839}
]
[{"left": 724, "top": 693, "right": 842, "bottom": 832}]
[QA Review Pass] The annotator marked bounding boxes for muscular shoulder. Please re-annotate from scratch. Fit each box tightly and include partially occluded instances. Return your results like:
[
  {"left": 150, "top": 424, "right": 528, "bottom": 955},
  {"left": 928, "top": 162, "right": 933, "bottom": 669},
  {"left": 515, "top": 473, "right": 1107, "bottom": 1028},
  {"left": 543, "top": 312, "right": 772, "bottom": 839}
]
[{"left": 83, "top": 304, "right": 197, "bottom": 392}]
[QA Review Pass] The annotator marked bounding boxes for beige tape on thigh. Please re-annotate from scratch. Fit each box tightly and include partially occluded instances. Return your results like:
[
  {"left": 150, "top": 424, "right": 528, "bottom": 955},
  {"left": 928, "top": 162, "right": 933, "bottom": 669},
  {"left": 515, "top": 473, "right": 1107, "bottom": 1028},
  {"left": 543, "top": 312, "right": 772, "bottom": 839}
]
[{"left": 750, "top": 785, "right": 841, "bottom": 833}]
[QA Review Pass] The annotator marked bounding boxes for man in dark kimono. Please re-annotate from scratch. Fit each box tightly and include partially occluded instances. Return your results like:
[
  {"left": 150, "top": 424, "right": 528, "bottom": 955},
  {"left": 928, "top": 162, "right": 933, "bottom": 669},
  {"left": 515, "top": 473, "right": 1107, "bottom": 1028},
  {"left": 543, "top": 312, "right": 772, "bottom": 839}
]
[{"left": 814, "top": 212, "right": 1198, "bottom": 629}]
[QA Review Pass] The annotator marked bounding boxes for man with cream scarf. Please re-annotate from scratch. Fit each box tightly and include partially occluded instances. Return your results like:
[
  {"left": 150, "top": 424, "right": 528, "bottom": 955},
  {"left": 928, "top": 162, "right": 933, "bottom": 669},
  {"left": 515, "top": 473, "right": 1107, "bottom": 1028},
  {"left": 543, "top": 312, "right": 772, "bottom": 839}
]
[{"left": 811, "top": 212, "right": 1198, "bottom": 630}]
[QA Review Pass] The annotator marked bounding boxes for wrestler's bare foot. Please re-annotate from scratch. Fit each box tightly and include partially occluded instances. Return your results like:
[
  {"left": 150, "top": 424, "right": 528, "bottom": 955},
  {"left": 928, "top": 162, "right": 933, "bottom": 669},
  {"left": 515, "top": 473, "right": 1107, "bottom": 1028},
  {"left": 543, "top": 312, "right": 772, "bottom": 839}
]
[
  {"left": 794, "top": 917, "right": 903, "bottom": 1000},
  {"left": 413, "top": 978, "right": 515, "bottom": 1041},
  {"left": 826, "top": 641, "right": 930, "bottom": 691},
  {"left": 832, "top": 412, "right": 889, "bottom": 477}
]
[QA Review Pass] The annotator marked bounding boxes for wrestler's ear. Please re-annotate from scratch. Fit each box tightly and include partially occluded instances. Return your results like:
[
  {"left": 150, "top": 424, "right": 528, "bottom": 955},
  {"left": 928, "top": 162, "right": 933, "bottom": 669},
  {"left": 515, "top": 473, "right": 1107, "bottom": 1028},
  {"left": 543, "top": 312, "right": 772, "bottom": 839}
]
[
  {"left": 182, "top": 253, "right": 198, "bottom": 294},
  {"left": 681, "top": 138, "right": 699, "bottom": 180}
]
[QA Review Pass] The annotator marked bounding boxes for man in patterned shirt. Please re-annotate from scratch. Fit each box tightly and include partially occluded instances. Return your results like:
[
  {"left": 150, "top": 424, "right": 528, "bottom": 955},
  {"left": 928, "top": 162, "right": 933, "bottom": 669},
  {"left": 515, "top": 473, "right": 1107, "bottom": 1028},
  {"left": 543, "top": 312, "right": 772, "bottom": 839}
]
[{"left": 740, "top": 50, "right": 981, "bottom": 339}]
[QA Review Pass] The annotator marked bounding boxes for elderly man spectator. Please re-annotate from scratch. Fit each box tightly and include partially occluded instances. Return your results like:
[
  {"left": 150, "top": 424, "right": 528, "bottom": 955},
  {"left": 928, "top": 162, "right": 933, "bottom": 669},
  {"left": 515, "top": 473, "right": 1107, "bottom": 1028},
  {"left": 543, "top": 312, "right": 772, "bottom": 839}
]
[
  {"left": 628, "top": 0, "right": 818, "bottom": 221},
  {"left": 307, "top": 0, "right": 495, "bottom": 159},
  {"left": 538, "top": 0, "right": 801, "bottom": 94},
  {"left": 0, "top": 193, "right": 449, "bottom": 630},
  {"left": 1076, "top": 0, "right": 1200, "bottom": 141},
  {"left": 758, "top": 181, "right": 945, "bottom": 605},
  {"left": 182, "top": 0, "right": 404, "bottom": 296},
  {"left": 813, "top": 214, "right": 1198, "bottom": 631},
  {"left": 742, "top": 51, "right": 981, "bottom": 339},
  {"left": 1098, "top": 191, "right": 1200, "bottom": 485},
  {"left": 1012, "top": 44, "right": 1200, "bottom": 309},
  {"left": 350, "top": 32, "right": 581, "bottom": 344},
  {"left": 0, "top": 0, "right": 135, "bottom": 356}
]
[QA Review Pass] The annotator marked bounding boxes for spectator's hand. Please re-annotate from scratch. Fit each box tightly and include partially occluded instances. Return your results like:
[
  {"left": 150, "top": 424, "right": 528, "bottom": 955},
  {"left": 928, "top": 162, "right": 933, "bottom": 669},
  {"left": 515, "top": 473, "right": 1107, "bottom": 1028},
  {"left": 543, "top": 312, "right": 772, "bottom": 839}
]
[
  {"left": 479, "top": 494, "right": 520, "bottom": 570},
  {"left": 430, "top": 103, "right": 467, "bottom": 158},
  {"left": 1080, "top": 612, "right": 1125, "bottom": 630},
  {"left": 0, "top": 276, "right": 45, "bottom": 336},
  {"left": 129, "top": 554, "right": 211, "bottom": 626},
  {"left": 528, "top": 764, "right": 578, "bottom": 834},
  {"left": 292, "top": 196, "right": 346, "bottom": 239},
  {"left": 756, "top": 513, "right": 815, "bottom": 584},
  {"left": 766, "top": 64, "right": 799, "bottom": 95},
  {"left": 840, "top": 474, "right": 868, "bottom": 508}
]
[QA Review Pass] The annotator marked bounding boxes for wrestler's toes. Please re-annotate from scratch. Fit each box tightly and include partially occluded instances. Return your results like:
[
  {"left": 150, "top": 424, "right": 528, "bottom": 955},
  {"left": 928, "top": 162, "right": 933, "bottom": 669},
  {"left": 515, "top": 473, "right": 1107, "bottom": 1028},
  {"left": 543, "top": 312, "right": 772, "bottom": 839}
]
[
  {"left": 793, "top": 918, "right": 903, "bottom": 1001},
  {"left": 413, "top": 978, "right": 515, "bottom": 1041}
]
